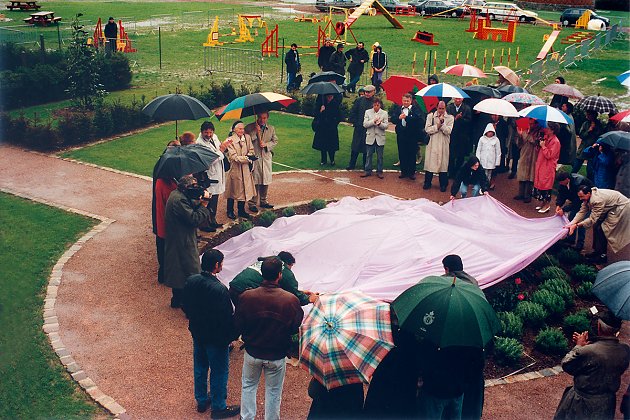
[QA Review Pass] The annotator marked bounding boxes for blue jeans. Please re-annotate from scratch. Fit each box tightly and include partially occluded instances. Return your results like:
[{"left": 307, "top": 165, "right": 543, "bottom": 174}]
[
  {"left": 287, "top": 72, "right": 296, "bottom": 91},
  {"left": 241, "top": 351, "right": 286, "bottom": 420},
  {"left": 458, "top": 182, "right": 481, "bottom": 198},
  {"left": 193, "top": 339, "right": 229, "bottom": 410},
  {"left": 346, "top": 72, "right": 361, "bottom": 92},
  {"left": 418, "top": 391, "right": 464, "bottom": 420},
  {"left": 365, "top": 143, "right": 384, "bottom": 174}
]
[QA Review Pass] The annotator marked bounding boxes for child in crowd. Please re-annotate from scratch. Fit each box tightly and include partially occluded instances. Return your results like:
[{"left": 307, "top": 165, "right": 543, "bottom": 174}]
[{"left": 476, "top": 123, "right": 502, "bottom": 190}]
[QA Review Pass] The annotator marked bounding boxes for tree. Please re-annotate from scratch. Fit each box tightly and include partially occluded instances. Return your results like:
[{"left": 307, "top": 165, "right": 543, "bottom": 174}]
[{"left": 66, "top": 13, "right": 103, "bottom": 109}]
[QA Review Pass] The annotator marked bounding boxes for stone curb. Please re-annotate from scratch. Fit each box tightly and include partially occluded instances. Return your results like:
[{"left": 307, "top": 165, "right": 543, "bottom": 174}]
[
  {"left": 0, "top": 187, "right": 128, "bottom": 418},
  {"left": 485, "top": 365, "right": 563, "bottom": 387}
]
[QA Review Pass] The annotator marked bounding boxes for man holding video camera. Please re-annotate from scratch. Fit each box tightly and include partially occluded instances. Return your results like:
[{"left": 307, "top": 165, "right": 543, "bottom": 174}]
[{"left": 164, "top": 175, "right": 211, "bottom": 309}]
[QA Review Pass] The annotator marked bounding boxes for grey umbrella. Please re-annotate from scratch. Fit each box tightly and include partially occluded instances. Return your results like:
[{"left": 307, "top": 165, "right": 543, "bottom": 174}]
[
  {"left": 592, "top": 261, "right": 630, "bottom": 320},
  {"left": 142, "top": 93, "right": 213, "bottom": 138},
  {"left": 301, "top": 82, "right": 344, "bottom": 95},
  {"left": 598, "top": 131, "right": 630, "bottom": 151},
  {"left": 308, "top": 71, "right": 346, "bottom": 85}
]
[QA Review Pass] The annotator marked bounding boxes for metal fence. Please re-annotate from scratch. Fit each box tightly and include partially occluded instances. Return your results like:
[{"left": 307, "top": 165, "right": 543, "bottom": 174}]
[
  {"left": 204, "top": 46, "right": 263, "bottom": 79},
  {"left": 523, "top": 22, "right": 622, "bottom": 88}
]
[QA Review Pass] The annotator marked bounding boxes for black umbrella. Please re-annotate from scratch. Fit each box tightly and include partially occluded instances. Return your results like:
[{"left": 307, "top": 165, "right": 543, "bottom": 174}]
[
  {"left": 598, "top": 131, "right": 630, "bottom": 151},
  {"left": 153, "top": 144, "right": 219, "bottom": 180},
  {"left": 301, "top": 81, "right": 344, "bottom": 95},
  {"left": 142, "top": 94, "right": 213, "bottom": 138},
  {"left": 308, "top": 71, "right": 346, "bottom": 85},
  {"left": 498, "top": 85, "right": 528, "bottom": 96},
  {"left": 462, "top": 85, "right": 501, "bottom": 106}
]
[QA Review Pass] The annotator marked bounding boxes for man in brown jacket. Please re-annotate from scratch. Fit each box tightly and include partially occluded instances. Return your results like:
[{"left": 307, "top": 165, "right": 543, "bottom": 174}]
[{"left": 235, "top": 257, "right": 304, "bottom": 420}]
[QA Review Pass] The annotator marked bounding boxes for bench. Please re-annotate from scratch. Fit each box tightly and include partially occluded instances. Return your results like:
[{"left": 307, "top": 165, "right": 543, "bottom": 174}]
[{"left": 23, "top": 11, "right": 61, "bottom": 25}]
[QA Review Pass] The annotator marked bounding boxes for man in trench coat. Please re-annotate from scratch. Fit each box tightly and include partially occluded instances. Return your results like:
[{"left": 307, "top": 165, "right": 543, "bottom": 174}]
[{"left": 245, "top": 112, "right": 278, "bottom": 213}]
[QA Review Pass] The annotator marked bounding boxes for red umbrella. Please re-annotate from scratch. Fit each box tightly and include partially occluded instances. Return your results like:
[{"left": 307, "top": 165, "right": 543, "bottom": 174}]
[
  {"left": 441, "top": 64, "right": 487, "bottom": 78},
  {"left": 610, "top": 110, "right": 630, "bottom": 123},
  {"left": 381, "top": 75, "right": 438, "bottom": 112}
]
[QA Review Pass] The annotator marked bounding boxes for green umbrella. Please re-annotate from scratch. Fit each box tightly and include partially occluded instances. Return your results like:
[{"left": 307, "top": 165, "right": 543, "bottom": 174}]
[{"left": 392, "top": 276, "right": 500, "bottom": 348}]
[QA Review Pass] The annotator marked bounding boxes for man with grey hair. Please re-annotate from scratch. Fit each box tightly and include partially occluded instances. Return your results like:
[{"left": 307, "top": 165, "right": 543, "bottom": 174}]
[
  {"left": 245, "top": 112, "right": 278, "bottom": 213},
  {"left": 424, "top": 100, "right": 454, "bottom": 192},
  {"left": 347, "top": 84, "right": 375, "bottom": 170}
]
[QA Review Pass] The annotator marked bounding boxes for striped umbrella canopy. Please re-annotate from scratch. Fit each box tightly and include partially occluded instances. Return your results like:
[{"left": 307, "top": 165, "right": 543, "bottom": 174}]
[
  {"left": 518, "top": 105, "right": 573, "bottom": 125},
  {"left": 217, "top": 92, "right": 296, "bottom": 121},
  {"left": 299, "top": 291, "right": 394, "bottom": 390},
  {"left": 503, "top": 92, "right": 546, "bottom": 105},
  {"left": 610, "top": 110, "right": 630, "bottom": 124},
  {"left": 576, "top": 95, "right": 618, "bottom": 114},
  {"left": 617, "top": 70, "right": 630, "bottom": 87},
  {"left": 441, "top": 64, "right": 487, "bottom": 78},
  {"left": 542, "top": 83, "right": 584, "bottom": 99},
  {"left": 416, "top": 83, "right": 470, "bottom": 99},
  {"left": 473, "top": 98, "right": 519, "bottom": 117}
]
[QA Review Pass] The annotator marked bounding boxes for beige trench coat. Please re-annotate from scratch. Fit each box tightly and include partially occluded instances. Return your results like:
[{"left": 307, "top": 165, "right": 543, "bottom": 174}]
[
  {"left": 245, "top": 122, "right": 278, "bottom": 186},
  {"left": 424, "top": 111, "right": 454, "bottom": 173},
  {"left": 516, "top": 129, "right": 539, "bottom": 182},
  {"left": 224, "top": 134, "right": 256, "bottom": 201},
  {"left": 571, "top": 188, "right": 630, "bottom": 253}
]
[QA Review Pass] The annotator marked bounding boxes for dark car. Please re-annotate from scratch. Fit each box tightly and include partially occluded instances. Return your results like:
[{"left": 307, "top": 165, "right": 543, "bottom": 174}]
[
  {"left": 409, "top": 0, "right": 464, "bottom": 17},
  {"left": 559, "top": 8, "right": 610, "bottom": 27},
  {"left": 315, "top": 0, "right": 360, "bottom": 12},
  {"left": 378, "top": 0, "right": 415, "bottom": 12}
]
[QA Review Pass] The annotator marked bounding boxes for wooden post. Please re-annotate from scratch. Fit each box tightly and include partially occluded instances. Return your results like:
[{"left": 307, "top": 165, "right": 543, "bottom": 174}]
[
  {"left": 445, "top": 50, "right": 449, "bottom": 68},
  {"left": 433, "top": 50, "right": 437, "bottom": 75},
  {"left": 456, "top": 50, "right": 460, "bottom": 65},
  {"left": 515, "top": 46, "right": 519, "bottom": 68},
  {"left": 507, "top": 47, "right": 511, "bottom": 67},
  {"left": 491, "top": 48, "right": 495, "bottom": 68},
  {"left": 482, "top": 49, "right": 487, "bottom": 71},
  {"left": 500, "top": 47, "right": 504, "bottom": 65},
  {"left": 412, "top": 52, "right": 417, "bottom": 75},
  {"left": 423, "top": 51, "right": 428, "bottom": 74}
]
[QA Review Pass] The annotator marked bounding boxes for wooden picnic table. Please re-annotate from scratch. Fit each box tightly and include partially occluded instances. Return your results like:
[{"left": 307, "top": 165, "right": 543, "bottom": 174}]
[
  {"left": 6, "top": 0, "right": 40, "bottom": 11},
  {"left": 23, "top": 10, "right": 61, "bottom": 26}
]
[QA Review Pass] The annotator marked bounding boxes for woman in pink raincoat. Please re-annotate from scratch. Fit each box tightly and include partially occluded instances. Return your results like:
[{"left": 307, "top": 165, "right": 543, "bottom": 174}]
[{"left": 534, "top": 121, "right": 561, "bottom": 213}]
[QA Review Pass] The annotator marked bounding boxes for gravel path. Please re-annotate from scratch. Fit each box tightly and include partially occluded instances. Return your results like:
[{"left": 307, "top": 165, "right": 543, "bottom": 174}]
[{"left": 1, "top": 144, "right": 628, "bottom": 419}]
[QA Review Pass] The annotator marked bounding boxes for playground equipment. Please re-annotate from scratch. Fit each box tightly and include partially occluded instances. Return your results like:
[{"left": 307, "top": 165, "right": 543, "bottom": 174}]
[
  {"left": 575, "top": 9, "right": 591, "bottom": 29},
  {"left": 536, "top": 30, "right": 560, "bottom": 59},
  {"left": 91, "top": 17, "right": 106, "bottom": 48},
  {"left": 473, "top": 19, "right": 516, "bottom": 43},
  {"left": 294, "top": 14, "right": 320, "bottom": 23},
  {"left": 561, "top": 31, "right": 593, "bottom": 44},
  {"left": 116, "top": 19, "right": 136, "bottom": 53},
  {"left": 345, "top": 0, "right": 404, "bottom": 29},
  {"left": 411, "top": 46, "right": 519, "bottom": 75},
  {"left": 411, "top": 30, "right": 438, "bottom": 45},
  {"left": 203, "top": 16, "right": 223, "bottom": 47},
  {"left": 203, "top": 14, "right": 264, "bottom": 47},
  {"left": 261, "top": 24, "right": 279, "bottom": 57},
  {"left": 235, "top": 15, "right": 254, "bottom": 43}
]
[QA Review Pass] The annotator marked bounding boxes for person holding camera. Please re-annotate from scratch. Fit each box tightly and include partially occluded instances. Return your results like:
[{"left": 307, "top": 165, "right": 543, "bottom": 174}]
[
  {"left": 164, "top": 175, "right": 211, "bottom": 309},
  {"left": 224, "top": 121, "right": 256, "bottom": 220}
]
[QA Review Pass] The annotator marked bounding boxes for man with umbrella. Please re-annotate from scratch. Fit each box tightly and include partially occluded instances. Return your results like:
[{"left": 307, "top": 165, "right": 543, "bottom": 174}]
[
  {"left": 346, "top": 84, "right": 375, "bottom": 171},
  {"left": 446, "top": 97, "right": 472, "bottom": 178},
  {"left": 344, "top": 41, "right": 369, "bottom": 94},
  {"left": 245, "top": 112, "right": 278, "bottom": 213}
]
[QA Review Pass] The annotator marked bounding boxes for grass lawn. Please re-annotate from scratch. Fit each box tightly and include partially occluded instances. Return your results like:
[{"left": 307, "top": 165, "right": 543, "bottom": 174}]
[
  {"left": 0, "top": 193, "right": 101, "bottom": 418},
  {"left": 61, "top": 112, "right": 404, "bottom": 175}
]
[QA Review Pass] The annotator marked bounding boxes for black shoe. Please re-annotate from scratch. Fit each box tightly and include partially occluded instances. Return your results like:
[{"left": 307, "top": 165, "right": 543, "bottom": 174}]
[
  {"left": 523, "top": 197, "right": 532, "bottom": 203},
  {"left": 260, "top": 203, "right": 274, "bottom": 209},
  {"left": 330, "top": 161, "right": 335, "bottom": 166},
  {"left": 440, "top": 186, "right": 447, "bottom": 192},
  {"left": 320, "top": 162, "right": 326, "bottom": 166},
  {"left": 585, "top": 253, "right": 607, "bottom": 264},
  {"left": 248, "top": 205, "right": 259, "bottom": 213},
  {"left": 346, "top": 166, "right": 354, "bottom": 171},
  {"left": 571, "top": 243, "right": 584, "bottom": 251},
  {"left": 513, "top": 195, "right": 524, "bottom": 200},
  {"left": 399, "top": 174, "right": 406, "bottom": 179},
  {"left": 211, "top": 405, "right": 240, "bottom": 419},
  {"left": 508, "top": 172, "right": 516, "bottom": 179},
  {"left": 170, "top": 298, "right": 182, "bottom": 309},
  {"left": 409, "top": 175, "right": 416, "bottom": 180},
  {"left": 238, "top": 212, "right": 251, "bottom": 220},
  {"left": 377, "top": 173, "right": 384, "bottom": 179},
  {"left": 197, "top": 401, "right": 210, "bottom": 413},
  {"left": 423, "top": 184, "right": 431, "bottom": 190},
  {"left": 360, "top": 173, "right": 372, "bottom": 178},
  {"left": 227, "top": 210, "right": 236, "bottom": 220},
  {"left": 199, "top": 226, "right": 216, "bottom": 233}
]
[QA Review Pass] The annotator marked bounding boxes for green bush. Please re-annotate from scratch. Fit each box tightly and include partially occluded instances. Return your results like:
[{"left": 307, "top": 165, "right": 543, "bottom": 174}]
[
  {"left": 95, "top": 52, "right": 132, "bottom": 91},
  {"left": 576, "top": 281, "right": 595, "bottom": 300},
  {"left": 300, "top": 95, "right": 318, "bottom": 117},
  {"left": 487, "top": 280, "right": 520, "bottom": 312},
  {"left": 493, "top": 337, "right": 524, "bottom": 366},
  {"left": 258, "top": 210, "right": 277, "bottom": 227},
  {"left": 282, "top": 206, "right": 296, "bottom": 217},
  {"left": 239, "top": 220, "right": 254, "bottom": 232},
  {"left": 572, "top": 264, "right": 597, "bottom": 283},
  {"left": 531, "top": 289, "right": 565, "bottom": 316},
  {"left": 497, "top": 311, "right": 524, "bottom": 339},
  {"left": 535, "top": 328, "right": 568, "bottom": 355},
  {"left": 540, "top": 278, "right": 575, "bottom": 306},
  {"left": 557, "top": 247, "right": 581, "bottom": 264},
  {"left": 563, "top": 312, "right": 591, "bottom": 337},
  {"left": 540, "top": 266, "right": 570, "bottom": 282},
  {"left": 310, "top": 199, "right": 327, "bottom": 211},
  {"left": 531, "top": 253, "right": 560, "bottom": 271},
  {"left": 515, "top": 301, "right": 548, "bottom": 328}
]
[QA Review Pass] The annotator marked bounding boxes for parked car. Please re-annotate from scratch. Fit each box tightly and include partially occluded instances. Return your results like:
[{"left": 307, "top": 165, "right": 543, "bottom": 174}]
[
  {"left": 559, "top": 8, "right": 610, "bottom": 28},
  {"left": 480, "top": 2, "right": 538, "bottom": 23},
  {"left": 378, "top": 0, "right": 415, "bottom": 13},
  {"left": 409, "top": 0, "right": 465, "bottom": 17},
  {"left": 315, "top": 0, "right": 360, "bottom": 12}
]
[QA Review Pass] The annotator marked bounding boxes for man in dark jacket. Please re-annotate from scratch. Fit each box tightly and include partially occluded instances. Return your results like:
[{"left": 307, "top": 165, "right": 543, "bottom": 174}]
[
  {"left": 371, "top": 45, "right": 387, "bottom": 93},
  {"left": 346, "top": 84, "right": 375, "bottom": 170},
  {"left": 446, "top": 97, "right": 472, "bottom": 178},
  {"left": 235, "top": 257, "right": 304, "bottom": 420},
  {"left": 441, "top": 254, "right": 479, "bottom": 287},
  {"left": 284, "top": 43, "right": 300, "bottom": 92},
  {"left": 317, "top": 37, "right": 335, "bottom": 71},
  {"left": 555, "top": 172, "right": 594, "bottom": 251},
  {"left": 344, "top": 42, "right": 369, "bottom": 93},
  {"left": 104, "top": 17, "right": 117, "bottom": 54},
  {"left": 329, "top": 43, "right": 347, "bottom": 77},
  {"left": 392, "top": 93, "right": 423, "bottom": 180},
  {"left": 183, "top": 250, "right": 240, "bottom": 418}
]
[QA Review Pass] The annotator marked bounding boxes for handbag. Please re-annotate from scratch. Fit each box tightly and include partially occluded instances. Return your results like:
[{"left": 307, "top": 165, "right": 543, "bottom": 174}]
[{"left": 223, "top": 158, "right": 231, "bottom": 172}]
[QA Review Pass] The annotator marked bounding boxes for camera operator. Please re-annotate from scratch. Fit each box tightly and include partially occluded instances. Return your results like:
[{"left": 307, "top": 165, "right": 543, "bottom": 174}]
[{"left": 164, "top": 175, "right": 211, "bottom": 309}]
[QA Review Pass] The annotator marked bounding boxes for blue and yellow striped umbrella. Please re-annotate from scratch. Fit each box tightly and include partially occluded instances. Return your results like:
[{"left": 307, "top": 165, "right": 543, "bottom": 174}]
[{"left": 216, "top": 92, "right": 296, "bottom": 121}]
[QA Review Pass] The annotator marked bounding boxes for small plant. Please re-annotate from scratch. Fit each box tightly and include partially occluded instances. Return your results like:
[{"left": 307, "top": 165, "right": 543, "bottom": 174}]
[
  {"left": 258, "top": 210, "right": 277, "bottom": 227},
  {"left": 540, "top": 266, "right": 570, "bottom": 282},
  {"left": 488, "top": 278, "right": 523, "bottom": 312},
  {"left": 310, "top": 199, "right": 326, "bottom": 211},
  {"left": 531, "top": 253, "right": 560, "bottom": 271},
  {"left": 540, "top": 278, "right": 575, "bottom": 306},
  {"left": 535, "top": 327, "right": 568, "bottom": 355},
  {"left": 531, "top": 290, "right": 566, "bottom": 316},
  {"left": 493, "top": 337, "right": 524, "bottom": 366},
  {"left": 557, "top": 247, "right": 581, "bottom": 264},
  {"left": 497, "top": 311, "right": 524, "bottom": 339},
  {"left": 515, "top": 301, "right": 548, "bottom": 328},
  {"left": 563, "top": 312, "right": 591, "bottom": 337},
  {"left": 282, "top": 206, "right": 296, "bottom": 217},
  {"left": 239, "top": 220, "right": 254, "bottom": 232},
  {"left": 572, "top": 264, "right": 597, "bottom": 283},
  {"left": 575, "top": 281, "right": 595, "bottom": 299}
]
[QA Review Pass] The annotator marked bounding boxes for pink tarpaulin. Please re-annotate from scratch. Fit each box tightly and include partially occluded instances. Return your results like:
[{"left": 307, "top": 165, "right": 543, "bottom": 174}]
[{"left": 216, "top": 195, "right": 567, "bottom": 301}]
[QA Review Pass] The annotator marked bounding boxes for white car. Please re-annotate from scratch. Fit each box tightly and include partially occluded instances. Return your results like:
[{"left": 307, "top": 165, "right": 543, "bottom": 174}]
[{"left": 480, "top": 2, "right": 538, "bottom": 23}]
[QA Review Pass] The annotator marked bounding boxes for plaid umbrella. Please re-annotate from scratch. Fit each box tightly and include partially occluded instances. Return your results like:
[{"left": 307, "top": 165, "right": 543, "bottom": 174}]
[
  {"left": 502, "top": 92, "right": 546, "bottom": 105},
  {"left": 299, "top": 291, "right": 394, "bottom": 390},
  {"left": 217, "top": 92, "right": 296, "bottom": 121},
  {"left": 576, "top": 95, "right": 618, "bottom": 114}
]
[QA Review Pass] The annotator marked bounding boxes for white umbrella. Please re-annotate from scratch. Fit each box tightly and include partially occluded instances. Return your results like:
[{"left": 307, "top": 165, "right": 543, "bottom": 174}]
[
  {"left": 473, "top": 98, "right": 519, "bottom": 117},
  {"left": 518, "top": 105, "right": 573, "bottom": 125},
  {"left": 415, "top": 83, "right": 470, "bottom": 99}
]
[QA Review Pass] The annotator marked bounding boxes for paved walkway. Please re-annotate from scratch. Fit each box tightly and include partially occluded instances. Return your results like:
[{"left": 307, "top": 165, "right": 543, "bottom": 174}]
[{"left": 1, "top": 145, "right": 628, "bottom": 419}]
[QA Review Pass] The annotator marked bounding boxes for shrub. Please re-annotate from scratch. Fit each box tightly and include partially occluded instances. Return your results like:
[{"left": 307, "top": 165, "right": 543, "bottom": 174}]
[
  {"left": 310, "top": 199, "right": 326, "bottom": 211},
  {"left": 515, "top": 301, "right": 548, "bottom": 328},
  {"left": 258, "top": 210, "right": 277, "bottom": 227},
  {"left": 572, "top": 264, "right": 597, "bottom": 283},
  {"left": 96, "top": 52, "right": 132, "bottom": 91},
  {"left": 55, "top": 109, "right": 94, "bottom": 145},
  {"left": 540, "top": 278, "right": 575, "bottom": 306},
  {"left": 557, "top": 247, "right": 581, "bottom": 264},
  {"left": 493, "top": 337, "right": 523, "bottom": 366},
  {"left": 531, "top": 253, "right": 559, "bottom": 271},
  {"left": 576, "top": 281, "right": 594, "bottom": 300},
  {"left": 239, "top": 220, "right": 254, "bottom": 232},
  {"left": 497, "top": 311, "right": 524, "bottom": 339},
  {"left": 540, "top": 266, "right": 570, "bottom": 282},
  {"left": 282, "top": 206, "right": 296, "bottom": 217},
  {"left": 300, "top": 95, "right": 317, "bottom": 117},
  {"left": 535, "top": 327, "right": 568, "bottom": 355},
  {"left": 531, "top": 289, "right": 565, "bottom": 316},
  {"left": 563, "top": 312, "right": 591, "bottom": 337}
]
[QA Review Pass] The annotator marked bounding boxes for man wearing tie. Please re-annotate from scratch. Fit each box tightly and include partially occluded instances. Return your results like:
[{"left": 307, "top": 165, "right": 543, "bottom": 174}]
[
  {"left": 245, "top": 112, "right": 278, "bottom": 213},
  {"left": 392, "top": 93, "right": 422, "bottom": 180}
]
